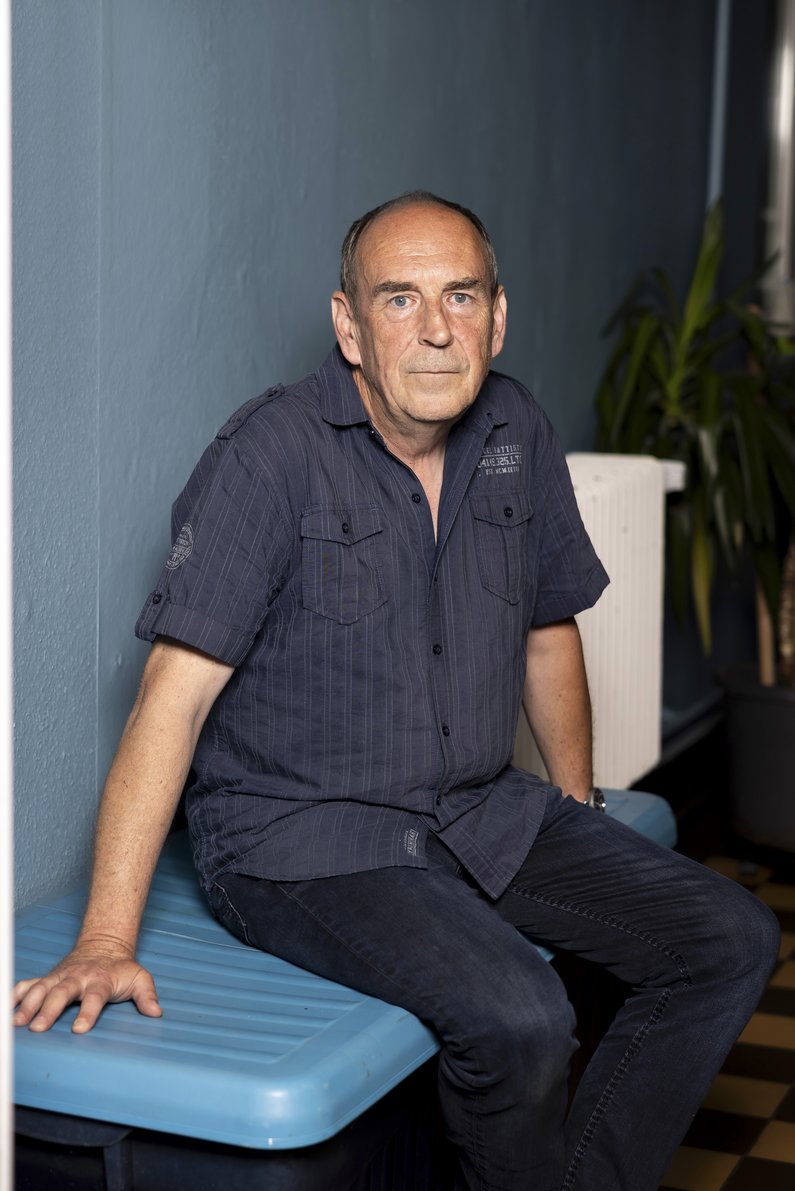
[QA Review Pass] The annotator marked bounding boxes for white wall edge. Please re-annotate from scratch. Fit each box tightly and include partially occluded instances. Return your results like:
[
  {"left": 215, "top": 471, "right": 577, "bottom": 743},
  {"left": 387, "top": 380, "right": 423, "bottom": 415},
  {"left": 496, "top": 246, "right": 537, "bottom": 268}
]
[{"left": 1, "top": 0, "right": 14, "bottom": 1184}]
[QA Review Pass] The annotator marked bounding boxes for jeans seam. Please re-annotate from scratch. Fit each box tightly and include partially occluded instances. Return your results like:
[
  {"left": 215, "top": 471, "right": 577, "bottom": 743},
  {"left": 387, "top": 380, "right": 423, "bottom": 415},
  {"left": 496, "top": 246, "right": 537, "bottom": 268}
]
[
  {"left": 509, "top": 886, "right": 693, "bottom": 988},
  {"left": 211, "top": 880, "right": 254, "bottom": 947},
  {"left": 562, "top": 988, "right": 671, "bottom": 1190},
  {"left": 506, "top": 885, "right": 692, "bottom": 1188}
]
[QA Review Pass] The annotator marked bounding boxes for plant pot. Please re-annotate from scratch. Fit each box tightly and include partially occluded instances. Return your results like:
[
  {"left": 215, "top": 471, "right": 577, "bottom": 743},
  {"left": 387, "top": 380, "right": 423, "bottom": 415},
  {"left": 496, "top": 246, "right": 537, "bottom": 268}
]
[{"left": 724, "top": 665, "right": 795, "bottom": 850}]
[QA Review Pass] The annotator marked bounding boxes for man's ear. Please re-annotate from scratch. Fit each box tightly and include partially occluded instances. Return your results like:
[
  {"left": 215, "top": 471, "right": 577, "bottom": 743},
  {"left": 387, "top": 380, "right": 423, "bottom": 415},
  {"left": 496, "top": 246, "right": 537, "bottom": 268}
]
[
  {"left": 331, "top": 291, "right": 362, "bottom": 366},
  {"left": 490, "top": 286, "right": 508, "bottom": 360}
]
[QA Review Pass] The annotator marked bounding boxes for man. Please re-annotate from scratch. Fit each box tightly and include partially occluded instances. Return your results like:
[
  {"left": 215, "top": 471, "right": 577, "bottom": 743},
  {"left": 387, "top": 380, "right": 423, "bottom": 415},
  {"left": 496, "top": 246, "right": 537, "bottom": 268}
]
[{"left": 14, "top": 193, "right": 778, "bottom": 1191}]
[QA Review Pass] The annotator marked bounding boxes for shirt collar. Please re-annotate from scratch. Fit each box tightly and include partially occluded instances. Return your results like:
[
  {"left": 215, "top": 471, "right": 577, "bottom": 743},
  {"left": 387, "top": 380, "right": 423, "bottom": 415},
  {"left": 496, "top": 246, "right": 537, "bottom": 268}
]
[
  {"left": 315, "top": 345, "right": 509, "bottom": 433},
  {"left": 317, "top": 347, "right": 371, "bottom": 427}
]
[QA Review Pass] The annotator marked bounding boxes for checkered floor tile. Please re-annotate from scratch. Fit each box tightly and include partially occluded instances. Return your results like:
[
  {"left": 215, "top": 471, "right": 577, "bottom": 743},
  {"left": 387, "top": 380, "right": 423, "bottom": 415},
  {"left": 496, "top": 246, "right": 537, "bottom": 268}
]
[{"left": 659, "top": 858, "right": 795, "bottom": 1189}]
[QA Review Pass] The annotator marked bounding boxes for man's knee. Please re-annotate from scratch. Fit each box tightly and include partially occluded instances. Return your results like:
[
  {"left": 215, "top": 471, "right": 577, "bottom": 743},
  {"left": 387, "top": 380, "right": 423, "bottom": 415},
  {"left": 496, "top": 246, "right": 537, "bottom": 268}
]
[
  {"left": 442, "top": 964, "right": 577, "bottom": 1098},
  {"left": 695, "top": 878, "right": 780, "bottom": 1000}
]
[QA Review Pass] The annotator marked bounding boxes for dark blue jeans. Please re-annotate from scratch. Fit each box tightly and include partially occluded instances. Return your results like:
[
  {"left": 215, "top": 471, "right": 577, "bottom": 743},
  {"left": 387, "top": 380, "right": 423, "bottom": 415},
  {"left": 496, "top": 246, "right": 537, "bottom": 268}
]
[{"left": 209, "top": 789, "right": 779, "bottom": 1191}]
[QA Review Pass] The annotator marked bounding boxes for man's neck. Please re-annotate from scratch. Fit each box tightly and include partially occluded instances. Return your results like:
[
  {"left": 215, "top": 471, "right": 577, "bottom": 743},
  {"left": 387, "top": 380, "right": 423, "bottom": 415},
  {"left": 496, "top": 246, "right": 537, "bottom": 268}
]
[
  {"left": 352, "top": 366, "right": 448, "bottom": 539},
  {"left": 352, "top": 366, "right": 452, "bottom": 473}
]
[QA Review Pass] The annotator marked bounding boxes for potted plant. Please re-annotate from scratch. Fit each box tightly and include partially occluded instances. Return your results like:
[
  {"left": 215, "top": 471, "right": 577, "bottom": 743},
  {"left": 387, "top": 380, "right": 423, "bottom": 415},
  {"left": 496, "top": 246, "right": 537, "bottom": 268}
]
[{"left": 594, "top": 202, "right": 795, "bottom": 847}]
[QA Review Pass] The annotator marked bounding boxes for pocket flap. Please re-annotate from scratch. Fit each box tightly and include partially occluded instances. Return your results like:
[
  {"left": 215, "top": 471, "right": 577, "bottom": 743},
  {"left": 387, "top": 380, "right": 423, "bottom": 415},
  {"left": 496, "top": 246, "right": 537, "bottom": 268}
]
[
  {"left": 470, "top": 493, "right": 533, "bottom": 528},
  {"left": 300, "top": 506, "right": 383, "bottom": 545}
]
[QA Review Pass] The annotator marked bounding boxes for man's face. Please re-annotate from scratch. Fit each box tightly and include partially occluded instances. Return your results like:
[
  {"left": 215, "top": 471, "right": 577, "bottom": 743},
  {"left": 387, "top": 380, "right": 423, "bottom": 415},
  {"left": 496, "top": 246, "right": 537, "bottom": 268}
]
[{"left": 332, "top": 204, "right": 507, "bottom": 436}]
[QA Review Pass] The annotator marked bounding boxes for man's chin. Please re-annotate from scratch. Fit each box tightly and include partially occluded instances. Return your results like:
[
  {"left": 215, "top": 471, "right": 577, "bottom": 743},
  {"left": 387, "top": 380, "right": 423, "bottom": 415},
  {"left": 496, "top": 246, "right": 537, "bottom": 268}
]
[{"left": 404, "top": 379, "right": 478, "bottom": 421}]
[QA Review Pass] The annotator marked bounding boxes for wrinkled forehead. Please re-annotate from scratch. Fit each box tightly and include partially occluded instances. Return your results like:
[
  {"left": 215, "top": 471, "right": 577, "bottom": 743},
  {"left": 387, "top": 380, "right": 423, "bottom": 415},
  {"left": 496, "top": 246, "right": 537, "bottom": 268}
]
[{"left": 356, "top": 204, "right": 491, "bottom": 288}]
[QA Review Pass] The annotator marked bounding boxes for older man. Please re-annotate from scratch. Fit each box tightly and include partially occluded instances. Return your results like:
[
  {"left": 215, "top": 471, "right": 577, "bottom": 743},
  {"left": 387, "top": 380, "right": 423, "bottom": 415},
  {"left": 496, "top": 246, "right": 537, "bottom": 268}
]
[{"left": 14, "top": 193, "right": 778, "bottom": 1191}]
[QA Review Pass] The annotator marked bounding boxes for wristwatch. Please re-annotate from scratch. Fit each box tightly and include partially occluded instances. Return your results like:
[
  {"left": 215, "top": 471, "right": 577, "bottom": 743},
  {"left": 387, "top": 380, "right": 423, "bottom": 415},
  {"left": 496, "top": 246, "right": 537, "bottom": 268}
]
[{"left": 584, "top": 787, "right": 606, "bottom": 812}]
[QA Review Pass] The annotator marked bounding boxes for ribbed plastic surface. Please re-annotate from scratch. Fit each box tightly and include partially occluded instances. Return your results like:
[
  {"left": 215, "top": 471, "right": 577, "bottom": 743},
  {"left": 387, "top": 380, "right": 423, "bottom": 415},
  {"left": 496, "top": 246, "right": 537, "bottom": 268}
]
[
  {"left": 14, "top": 834, "right": 439, "bottom": 1149},
  {"left": 15, "top": 792, "right": 675, "bottom": 1149}
]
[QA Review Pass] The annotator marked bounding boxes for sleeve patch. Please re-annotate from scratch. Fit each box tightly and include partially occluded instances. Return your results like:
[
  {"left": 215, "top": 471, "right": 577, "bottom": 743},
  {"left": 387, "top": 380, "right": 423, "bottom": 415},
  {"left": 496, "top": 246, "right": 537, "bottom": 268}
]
[{"left": 165, "top": 523, "right": 194, "bottom": 570}]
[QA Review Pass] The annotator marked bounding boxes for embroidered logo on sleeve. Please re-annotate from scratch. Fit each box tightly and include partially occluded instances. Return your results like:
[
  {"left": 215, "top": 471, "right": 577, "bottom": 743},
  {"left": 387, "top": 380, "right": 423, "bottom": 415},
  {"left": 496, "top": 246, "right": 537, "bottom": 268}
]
[
  {"left": 165, "top": 523, "right": 194, "bottom": 570},
  {"left": 477, "top": 443, "right": 522, "bottom": 476}
]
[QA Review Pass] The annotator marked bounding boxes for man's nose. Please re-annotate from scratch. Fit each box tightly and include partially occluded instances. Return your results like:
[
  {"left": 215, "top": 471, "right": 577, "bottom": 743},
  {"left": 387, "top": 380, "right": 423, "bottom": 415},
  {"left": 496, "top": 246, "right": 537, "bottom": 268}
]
[{"left": 418, "top": 299, "right": 453, "bottom": 347}]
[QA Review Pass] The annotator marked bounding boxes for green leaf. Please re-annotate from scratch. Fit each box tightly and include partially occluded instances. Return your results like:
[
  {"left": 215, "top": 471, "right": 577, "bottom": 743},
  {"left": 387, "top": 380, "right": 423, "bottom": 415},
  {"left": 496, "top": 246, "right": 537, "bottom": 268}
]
[
  {"left": 691, "top": 501, "right": 714, "bottom": 654},
  {"left": 775, "top": 334, "right": 795, "bottom": 356},
  {"left": 678, "top": 202, "right": 724, "bottom": 353},
  {"left": 732, "top": 396, "right": 776, "bottom": 541},
  {"left": 726, "top": 249, "right": 778, "bottom": 305},
  {"left": 651, "top": 267, "right": 680, "bottom": 322},
  {"left": 752, "top": 541, "right": 781, "bottom": 626},
  {"left": 725, "top": 300, "right": 769, "bottom": 360},
  {"left": 759, "top": 415, "right": 795, "bottom": 521},
  {"left": 595, "top": 324, "right": 642, "bottom": 445},
  {"left": 600, "top": 270, "right": 649, "bottom": 337},
  {"left": 667, "top": 501, "right": 691, "bottom": 626},
  {"left": 593, "top": 196, "right": 795, "bottom": 659},
  {"left": 608, "top": 313, "right": 659, "bottom": 448}
]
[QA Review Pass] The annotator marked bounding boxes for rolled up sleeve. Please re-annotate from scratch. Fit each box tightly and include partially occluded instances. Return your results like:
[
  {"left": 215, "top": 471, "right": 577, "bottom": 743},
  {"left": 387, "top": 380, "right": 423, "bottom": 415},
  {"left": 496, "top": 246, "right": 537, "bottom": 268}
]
[
  {"left": 135, "top": 438, "right": 290, "bottom": 666},
  {"left": 531, "top": 425, "right": 609, "bottom": 626}
]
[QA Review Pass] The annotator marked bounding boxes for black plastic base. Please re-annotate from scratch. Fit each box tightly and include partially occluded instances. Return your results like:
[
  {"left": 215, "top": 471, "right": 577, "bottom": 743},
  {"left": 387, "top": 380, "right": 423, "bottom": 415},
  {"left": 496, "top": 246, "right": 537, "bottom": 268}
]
[{"left": 15, "top": 1060, "right": 455, "bottom": 1191}]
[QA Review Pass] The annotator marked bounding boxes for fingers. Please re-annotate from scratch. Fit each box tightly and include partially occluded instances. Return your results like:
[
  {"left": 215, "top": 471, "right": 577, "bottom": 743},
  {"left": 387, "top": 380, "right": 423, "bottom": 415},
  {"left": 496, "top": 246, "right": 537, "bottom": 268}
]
[
  {"left": 71, "top": 989, "right": 112, "bottom": 1034},
  {"left": 130, "top": 970, "right": 162, "bottom": 1020},
  {"left": 12, "top": 975, "right": 59, "bottom": 1027},
  {"left": 29, "top": 980, "right": 87, "bottom": 1032},
  {"left": 12, "top": 961, "right": 162, "bottom": 1033}
]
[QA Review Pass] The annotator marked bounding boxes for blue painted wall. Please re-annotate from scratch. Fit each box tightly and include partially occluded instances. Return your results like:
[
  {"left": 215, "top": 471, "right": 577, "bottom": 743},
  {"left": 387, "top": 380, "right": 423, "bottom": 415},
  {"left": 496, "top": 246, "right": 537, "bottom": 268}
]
[{"left": 14, "top": 0, "right": 719, "bottom": 904}]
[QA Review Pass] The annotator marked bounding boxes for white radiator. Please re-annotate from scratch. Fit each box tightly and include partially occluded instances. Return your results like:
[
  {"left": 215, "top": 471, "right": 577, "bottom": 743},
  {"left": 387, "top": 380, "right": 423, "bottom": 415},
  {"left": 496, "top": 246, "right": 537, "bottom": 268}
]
[{"left": 513, "top": 453, "right": 665, "bottom": 789}]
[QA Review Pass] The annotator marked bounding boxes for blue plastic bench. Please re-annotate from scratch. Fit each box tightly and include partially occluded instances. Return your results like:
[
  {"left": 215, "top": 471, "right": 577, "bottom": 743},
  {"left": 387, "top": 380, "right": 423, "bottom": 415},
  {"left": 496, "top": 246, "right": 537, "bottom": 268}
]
[{"left": 14, "top": 788, "right": 676, "bottom": 1188}]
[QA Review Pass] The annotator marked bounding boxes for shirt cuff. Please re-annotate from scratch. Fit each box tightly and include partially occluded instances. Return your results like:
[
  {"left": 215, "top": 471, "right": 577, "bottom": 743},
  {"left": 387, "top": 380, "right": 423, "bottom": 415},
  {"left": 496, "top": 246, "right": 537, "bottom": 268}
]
[
  {"left": 531, "top": 561, "right": 610, "bottom": 627},
  {"left": 135, "top": 597, "right": 254, "bottom": 667}
]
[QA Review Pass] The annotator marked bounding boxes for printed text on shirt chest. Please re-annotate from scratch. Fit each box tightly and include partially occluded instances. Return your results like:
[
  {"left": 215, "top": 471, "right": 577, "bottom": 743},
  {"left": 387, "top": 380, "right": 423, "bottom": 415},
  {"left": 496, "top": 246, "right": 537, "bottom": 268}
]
[{"left": 477, "top": 443, "right": 522, "bottom": 477}]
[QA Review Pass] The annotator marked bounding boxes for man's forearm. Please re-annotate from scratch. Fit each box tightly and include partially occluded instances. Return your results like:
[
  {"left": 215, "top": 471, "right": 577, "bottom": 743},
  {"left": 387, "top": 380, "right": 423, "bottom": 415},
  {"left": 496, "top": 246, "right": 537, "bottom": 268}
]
[
  {"left": 13, "top": 639, "right": 234, "bottom": 1033},
  {"left": 521, "top": 617, "right": 593, "bottom": 800},
  {"left": 79, "top": 639, "right": 233, "bottom": 951},
  {"left": 77, "top": 702, "right": 198, "bottom": 953}
]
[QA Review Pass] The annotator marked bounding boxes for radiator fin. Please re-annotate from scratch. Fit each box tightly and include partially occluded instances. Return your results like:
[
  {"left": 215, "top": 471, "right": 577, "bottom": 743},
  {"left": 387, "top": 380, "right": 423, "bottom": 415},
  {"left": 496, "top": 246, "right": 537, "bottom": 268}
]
[{"left": 514, "top": 453, "right": 664, "bottom": 789}]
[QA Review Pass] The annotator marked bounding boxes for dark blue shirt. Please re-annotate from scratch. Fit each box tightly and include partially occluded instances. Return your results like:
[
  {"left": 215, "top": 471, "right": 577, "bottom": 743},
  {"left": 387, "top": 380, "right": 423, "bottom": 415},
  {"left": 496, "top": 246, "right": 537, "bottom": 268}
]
[{"left": 136, "top": 348, "right": 608, "bottom": 898}]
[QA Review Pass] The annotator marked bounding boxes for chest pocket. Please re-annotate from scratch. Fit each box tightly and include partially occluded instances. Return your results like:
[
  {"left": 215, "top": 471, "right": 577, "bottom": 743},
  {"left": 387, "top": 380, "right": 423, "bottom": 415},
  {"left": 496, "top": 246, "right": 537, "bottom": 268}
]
[
  {"left": 300, "top": 506, "right": 386, "bottom": 624},
  {"left": 470, "top": 493, "right": 533, "bottom": 604}
]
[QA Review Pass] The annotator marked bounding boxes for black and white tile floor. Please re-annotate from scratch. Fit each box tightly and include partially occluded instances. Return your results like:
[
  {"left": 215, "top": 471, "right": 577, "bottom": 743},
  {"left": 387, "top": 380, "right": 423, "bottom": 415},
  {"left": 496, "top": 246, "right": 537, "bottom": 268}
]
[{"left": 660, "top": 858, "right": 795, "bottom": 1190}]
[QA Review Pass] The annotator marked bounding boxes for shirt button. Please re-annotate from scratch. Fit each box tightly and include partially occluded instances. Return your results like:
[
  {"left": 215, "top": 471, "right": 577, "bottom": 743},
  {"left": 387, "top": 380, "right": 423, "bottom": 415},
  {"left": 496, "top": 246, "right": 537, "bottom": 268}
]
[
  {"left": 411, "top": 492, "right": 421, "bottom": 504},
  {"left": 504, "top": 506, "right": 513, "bottom": 518},
  {"left": 435, "top": 794, "right": 442, "bottom": 806},
  {"left": 152, "top": 593, "right": 162, "bottom": 605},
  {"left": 432, "top": 643, "right": 442, "bottom": 656},
  {"left": 441, "top": 725, "right": 450, "bottom": 737},
  {"left": 341, "top": 521, "right": 350, "bottom": 534}
]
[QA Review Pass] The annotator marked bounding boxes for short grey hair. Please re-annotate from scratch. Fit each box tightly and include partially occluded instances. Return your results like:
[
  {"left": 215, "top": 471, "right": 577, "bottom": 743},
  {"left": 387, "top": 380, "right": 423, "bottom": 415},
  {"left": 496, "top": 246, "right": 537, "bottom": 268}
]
[{"left": 339, "top": 190, "right": 499, "bottom": 311}]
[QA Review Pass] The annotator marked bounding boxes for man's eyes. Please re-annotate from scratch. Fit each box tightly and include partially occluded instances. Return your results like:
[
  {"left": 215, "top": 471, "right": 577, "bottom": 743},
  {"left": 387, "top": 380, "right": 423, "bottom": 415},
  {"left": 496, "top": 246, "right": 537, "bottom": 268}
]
[{"left": 387, "top": 292, "right": 474, "bottom": 309}]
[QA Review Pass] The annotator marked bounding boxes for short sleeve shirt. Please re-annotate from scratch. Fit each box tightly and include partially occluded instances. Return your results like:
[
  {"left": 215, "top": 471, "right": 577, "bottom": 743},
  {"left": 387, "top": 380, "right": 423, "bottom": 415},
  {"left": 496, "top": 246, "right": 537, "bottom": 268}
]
[{"left": 136, "top": 347, "right": 609, "bottom": 898}]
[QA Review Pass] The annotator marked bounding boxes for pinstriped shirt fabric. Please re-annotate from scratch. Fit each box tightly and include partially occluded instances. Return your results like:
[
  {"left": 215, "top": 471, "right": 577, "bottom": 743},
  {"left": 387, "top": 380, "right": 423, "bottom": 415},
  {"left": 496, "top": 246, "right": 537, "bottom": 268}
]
[{"left": 135, "top": 348, "right": 608, "bottom": 898}]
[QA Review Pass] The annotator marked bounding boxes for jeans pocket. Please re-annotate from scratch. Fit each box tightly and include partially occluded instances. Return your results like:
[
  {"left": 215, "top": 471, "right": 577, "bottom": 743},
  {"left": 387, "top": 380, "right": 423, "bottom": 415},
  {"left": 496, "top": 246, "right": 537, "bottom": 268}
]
[
  {"left": 300, "top": 505, "right": 386, "bottom": 624},
  {"left": 470, "top": 492, "right": 533, "bottom": 604}
]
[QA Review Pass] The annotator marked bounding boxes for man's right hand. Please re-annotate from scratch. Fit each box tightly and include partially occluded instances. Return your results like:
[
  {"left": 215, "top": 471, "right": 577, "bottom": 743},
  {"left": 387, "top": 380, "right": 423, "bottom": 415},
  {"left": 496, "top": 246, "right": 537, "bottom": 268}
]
[{"left": 12, "top": 940, "right": 162, "bottom": 1033}]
